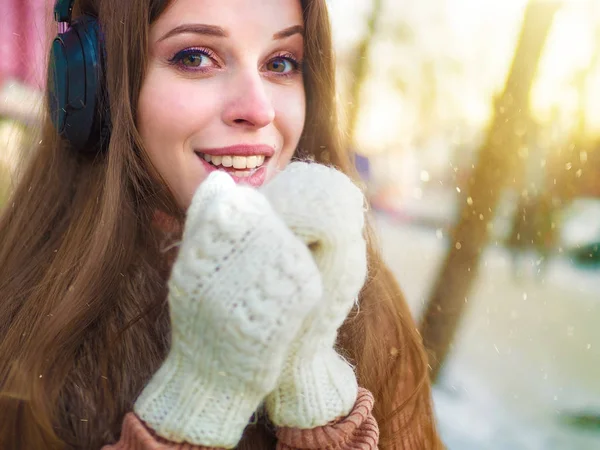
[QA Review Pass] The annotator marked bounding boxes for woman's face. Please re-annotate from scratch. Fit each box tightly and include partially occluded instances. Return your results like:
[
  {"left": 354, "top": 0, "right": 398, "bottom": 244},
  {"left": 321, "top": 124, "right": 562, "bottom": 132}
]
[{"left": 138, "top": 0, "right": 306, "bottom": 209}]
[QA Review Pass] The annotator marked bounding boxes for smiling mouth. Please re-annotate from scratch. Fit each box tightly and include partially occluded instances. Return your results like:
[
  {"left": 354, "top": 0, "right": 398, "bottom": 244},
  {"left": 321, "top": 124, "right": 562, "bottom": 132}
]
[{"left": 195, "top": 152, "right": 270, "bottom": 177}]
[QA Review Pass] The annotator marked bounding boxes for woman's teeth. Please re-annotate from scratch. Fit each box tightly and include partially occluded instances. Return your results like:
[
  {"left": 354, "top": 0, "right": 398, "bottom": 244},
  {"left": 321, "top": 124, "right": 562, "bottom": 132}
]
[{"left": 200, "top": 153, "right": 266, "bottom": 170}]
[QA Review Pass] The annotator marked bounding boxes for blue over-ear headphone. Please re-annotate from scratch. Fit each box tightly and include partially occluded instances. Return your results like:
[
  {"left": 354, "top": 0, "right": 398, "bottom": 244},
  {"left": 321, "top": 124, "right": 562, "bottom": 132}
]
[{"left": 48, "top": 0, "right": 106, "bottom": 152}]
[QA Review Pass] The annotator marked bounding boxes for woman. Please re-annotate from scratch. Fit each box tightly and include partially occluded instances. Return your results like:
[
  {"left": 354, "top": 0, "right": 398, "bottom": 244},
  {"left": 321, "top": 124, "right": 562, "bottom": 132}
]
[{"left": 0, "top": 0, "right": 443, "bottom": 449}]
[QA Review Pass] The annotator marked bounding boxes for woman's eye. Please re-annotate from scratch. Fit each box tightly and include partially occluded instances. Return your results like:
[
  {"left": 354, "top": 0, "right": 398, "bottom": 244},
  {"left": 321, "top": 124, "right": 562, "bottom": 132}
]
[
  {"left": 181, "top": 54, "right": 207, "bottom": 68},
  {"left": 169, "top": 49, "right": 216, "bottom": 70},
  {"left": 266, "top": 57, "right": 298, "bottom": 74},
  {"left": 180, "top": 52, "right": 211, "bottom": 68}
]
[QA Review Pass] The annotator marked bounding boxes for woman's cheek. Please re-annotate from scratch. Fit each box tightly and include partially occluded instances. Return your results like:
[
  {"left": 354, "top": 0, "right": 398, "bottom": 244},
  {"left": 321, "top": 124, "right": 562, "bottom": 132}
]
[{"left": 278, "top": 88, "right": 306, "bottom": 140}]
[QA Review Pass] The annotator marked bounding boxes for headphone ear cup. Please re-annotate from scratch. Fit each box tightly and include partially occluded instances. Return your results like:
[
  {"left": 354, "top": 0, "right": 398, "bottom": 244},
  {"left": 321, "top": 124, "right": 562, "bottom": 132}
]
[
  {"left": 48, "top": 36, "right": 69, "bottom": 134},
  {"left": 48, "top": 15, "right": 105, "bottom": 152}
]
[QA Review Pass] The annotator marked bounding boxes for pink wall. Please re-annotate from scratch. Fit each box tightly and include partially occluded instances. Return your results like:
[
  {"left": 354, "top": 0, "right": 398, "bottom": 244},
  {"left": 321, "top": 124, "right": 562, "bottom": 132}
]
[{"left": 0, "top": 0, "right": 51, "bottom": 89}]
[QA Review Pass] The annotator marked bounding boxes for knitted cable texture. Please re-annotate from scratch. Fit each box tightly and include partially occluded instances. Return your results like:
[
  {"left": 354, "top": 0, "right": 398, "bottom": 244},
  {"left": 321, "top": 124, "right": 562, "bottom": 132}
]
[
  {"left": 261, "top": 162, "right": 368, "bottom": 429},
  {"left": 134, "top": 171, "right": 323, "bottom": 449}
]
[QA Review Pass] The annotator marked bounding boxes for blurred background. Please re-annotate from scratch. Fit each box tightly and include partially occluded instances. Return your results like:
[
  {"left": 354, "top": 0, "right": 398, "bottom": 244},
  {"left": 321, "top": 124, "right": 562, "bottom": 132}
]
[{"left": 1, "top": 0, "right": 600, "bottom": 448}]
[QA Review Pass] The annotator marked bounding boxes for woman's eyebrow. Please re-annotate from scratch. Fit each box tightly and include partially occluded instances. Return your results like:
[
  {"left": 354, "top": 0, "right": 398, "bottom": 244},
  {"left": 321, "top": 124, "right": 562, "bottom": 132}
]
[
  {"left": 273, "top": 25, "right": 304, "bottom": 40},
  {"left": 158, "top": 24, "right": 228, "bottom": 42},
  {"left": 158, "top": 24, "right": 304, "bottom": 43}
]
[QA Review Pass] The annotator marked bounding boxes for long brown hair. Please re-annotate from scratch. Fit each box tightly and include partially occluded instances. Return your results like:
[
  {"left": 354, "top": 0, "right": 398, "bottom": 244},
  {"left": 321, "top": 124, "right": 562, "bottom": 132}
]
[{"left": 0, "top": 1, "right": 439, "bottom": 449}]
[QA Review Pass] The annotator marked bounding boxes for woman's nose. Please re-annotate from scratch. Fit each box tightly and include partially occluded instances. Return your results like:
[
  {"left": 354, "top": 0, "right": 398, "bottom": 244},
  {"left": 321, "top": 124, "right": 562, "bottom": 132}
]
[{"left": 221, "top": 71, "right": 276, "bottom": 129}]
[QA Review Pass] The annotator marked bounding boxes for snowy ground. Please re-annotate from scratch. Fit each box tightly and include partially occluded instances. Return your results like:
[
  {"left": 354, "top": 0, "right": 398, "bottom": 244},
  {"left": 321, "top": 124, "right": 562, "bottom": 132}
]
[{"left": 373, "top": 213, "right": 600, "bottom": 450}]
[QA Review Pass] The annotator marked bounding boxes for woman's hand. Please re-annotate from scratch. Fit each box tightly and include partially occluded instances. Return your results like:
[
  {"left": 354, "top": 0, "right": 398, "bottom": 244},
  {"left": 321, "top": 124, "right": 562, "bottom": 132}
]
[
  {"left": 134, "top": 171, "right": 323, "bottom": 448},
  {"left": 261, "top": 162, "right": 368, "bottom": 428}
]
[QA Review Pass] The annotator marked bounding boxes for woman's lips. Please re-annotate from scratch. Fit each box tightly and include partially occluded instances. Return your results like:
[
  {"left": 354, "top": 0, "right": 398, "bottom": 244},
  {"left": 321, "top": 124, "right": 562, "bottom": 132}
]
[
  {"left": 196, "top": 144, "right": 275, "bottom": 158},
  {"left": 196, "top": 153, "right": 269, "bottom": 187}
]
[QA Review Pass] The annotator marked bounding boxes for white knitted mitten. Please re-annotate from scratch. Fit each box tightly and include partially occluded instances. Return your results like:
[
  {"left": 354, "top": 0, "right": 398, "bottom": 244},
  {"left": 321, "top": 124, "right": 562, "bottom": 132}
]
[
  {"left": 134, "top": 171, "right": 323, "bottom": 448},
  {"left": 261, "top": 162, "right": 368, "bottom": 429}
]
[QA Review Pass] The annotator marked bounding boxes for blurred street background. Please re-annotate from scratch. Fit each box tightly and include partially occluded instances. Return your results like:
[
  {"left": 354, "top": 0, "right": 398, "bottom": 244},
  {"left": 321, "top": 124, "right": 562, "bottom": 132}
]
[{"left": 1, "top": 0, "right": 600, "bottom": 448}]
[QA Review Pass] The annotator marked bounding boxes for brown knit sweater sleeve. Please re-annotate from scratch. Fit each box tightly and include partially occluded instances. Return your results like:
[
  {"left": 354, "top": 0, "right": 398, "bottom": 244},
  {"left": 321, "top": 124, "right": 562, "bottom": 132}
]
[
  {"left": 102, "top": 388, "right": 379, "bottom": 450},
  {"left": 276, "top": 388, "right": 378, "bottom": 450},
  {"left": 100, "top": 413, "right": 220, "bottom": 450}
]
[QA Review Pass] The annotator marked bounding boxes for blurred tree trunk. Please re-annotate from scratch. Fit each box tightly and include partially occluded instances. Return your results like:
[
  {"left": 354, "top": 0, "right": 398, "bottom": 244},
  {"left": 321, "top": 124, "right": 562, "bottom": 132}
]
[
  {"left": 574, "top": 24, "right": 600, "bottom": 137},
  {"left": 419, "top": 0, "right": 563, "bottom": 382},
  {"left": 346, "top": 0, "right": 384, "bottom": 146},
  {"left": 555, "top": 24, "right": 600, "bottom": 202}
]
